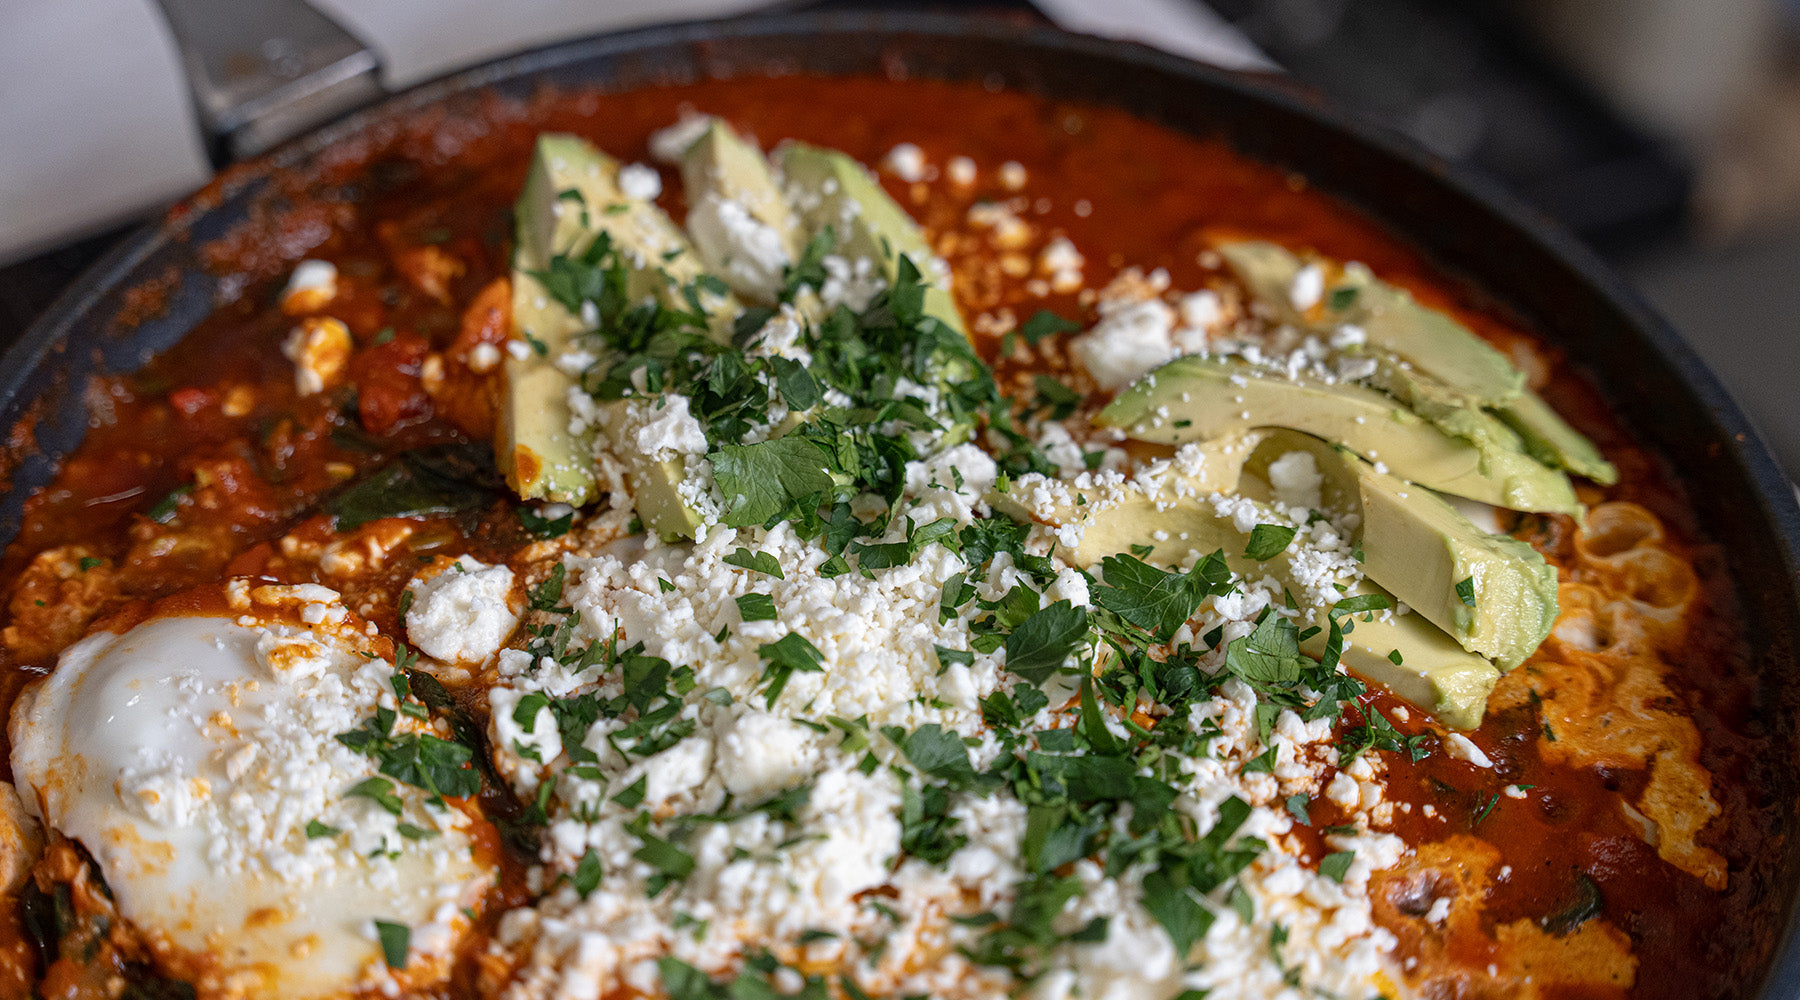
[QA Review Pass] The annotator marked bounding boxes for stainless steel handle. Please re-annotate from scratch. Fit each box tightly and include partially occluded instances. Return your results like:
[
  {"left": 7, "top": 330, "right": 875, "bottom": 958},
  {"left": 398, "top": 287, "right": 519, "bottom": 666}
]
[{"left": 152, "top": 0, "right": 384, "bottom": 165}]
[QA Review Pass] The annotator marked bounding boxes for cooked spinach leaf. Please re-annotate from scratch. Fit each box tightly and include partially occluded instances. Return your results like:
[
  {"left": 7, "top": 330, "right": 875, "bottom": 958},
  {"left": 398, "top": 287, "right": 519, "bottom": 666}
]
[{"left": 325, "top": 443, "right": 504, "bottom": 530}]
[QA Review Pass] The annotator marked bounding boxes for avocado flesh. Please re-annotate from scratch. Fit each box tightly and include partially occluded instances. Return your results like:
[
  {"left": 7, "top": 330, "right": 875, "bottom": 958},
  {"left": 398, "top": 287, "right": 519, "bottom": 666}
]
[
  {"left": 1097, "top": 355, "right": 1581, "bottom": 515},
  {"left": 1215, "top": 239, "right": 1523, "bottom": 407},
  {"left": 506, "top": 133, "right": 736, "bottom": 537},
  {"left": 680, "top": 122, "right": 803, "bottom": 304},
  {"left": 502, "top": 134, "right": 605, "bottom": 506},
  {"left": 781, "top": 142, "right": 966, "bottom": 337},
  {"left": 1243, "top": 431, "right": 1557, "bottom": 672},
  {"left": 1497, "top": 389, "right": 1619, "bottom": 486},
  {"left": 780, "top": 142, "right": 980, "bottom": 447},
  {"left": 1217, "top": 239, "right": 1613, "bottom": 484},
  {"left": 1370, "top": 357, "right": 1527, "bottom": 457},
  {"left": 991, "top": 459, "right": 1499, "bottom": 729}
]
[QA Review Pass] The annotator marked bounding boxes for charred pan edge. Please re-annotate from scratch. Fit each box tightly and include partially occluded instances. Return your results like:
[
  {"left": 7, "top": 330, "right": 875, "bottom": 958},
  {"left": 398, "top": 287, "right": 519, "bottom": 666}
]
[{"left": 2, "top": 10, "right": 1797, "bottom": 996}]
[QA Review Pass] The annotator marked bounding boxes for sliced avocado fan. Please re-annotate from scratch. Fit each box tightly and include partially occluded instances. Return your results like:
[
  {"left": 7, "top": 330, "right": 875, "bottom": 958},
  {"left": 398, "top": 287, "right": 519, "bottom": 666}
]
[
  {"left": 1096, "top": 355, "right": 1581, "bottom": 515},
  {"left": 502, "top": 131, "right": 981, "bottom": 537},
  {"left": 1496, "top": 389, "right": 1618, "bottom": 487},
  {"left": 1215, "top": 239, "right": 1615, "bottom": 485},
  {"left": 989, "top": 451, "right": 1500, "bottom": 730},
  {"left": 1215, "top": 239, "right": 1523, "bottom": 406},
  {"left": 780, "top": 142, "right": 967, "bottom": 340}
]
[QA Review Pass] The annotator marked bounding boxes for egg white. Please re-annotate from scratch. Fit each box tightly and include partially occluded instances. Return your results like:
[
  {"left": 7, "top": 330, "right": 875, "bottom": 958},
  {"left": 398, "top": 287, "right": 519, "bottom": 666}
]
[{"left": 10, "top": 584, "right": 494, "bottom": 998}]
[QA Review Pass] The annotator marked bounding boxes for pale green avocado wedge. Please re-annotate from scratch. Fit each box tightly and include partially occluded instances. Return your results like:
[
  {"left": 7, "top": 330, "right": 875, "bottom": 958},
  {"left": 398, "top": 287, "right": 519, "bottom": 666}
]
[
  {"left": 779, "top": 142, "right": 968, "bottom": 341},
  {"left": 989, "top": 457, "right": 1499, "bottom": 729},
  {"left": 1215, "top": 239, "right": 1523, "bottom": 407},
  {"left": 504, "top": 133, "right": 736, "bottom": 537},
  {"left": 1496, "top": 389, "right": 1619, "bottom": 486},
  {"left": 780, "top": 141, "right": 980, "bottom": 442},
  {"left": 680, "top": 121, "right": 803, "bottom": 304},
  {"left": 502, "top": 134, "right": 606, "bottom": 506},
  {"left": 1243, "top": 432, "right": 1557, "bottom": 672},
  {"left": 1096, "top": 355, "right": 1581, "bottom": 515}
]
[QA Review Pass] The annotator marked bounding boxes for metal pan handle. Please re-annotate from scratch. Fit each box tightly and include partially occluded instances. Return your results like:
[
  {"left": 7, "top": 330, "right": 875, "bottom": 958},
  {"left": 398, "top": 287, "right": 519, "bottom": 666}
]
[{"left": 152, "top": 0, "right": 384, "bottom": 166}]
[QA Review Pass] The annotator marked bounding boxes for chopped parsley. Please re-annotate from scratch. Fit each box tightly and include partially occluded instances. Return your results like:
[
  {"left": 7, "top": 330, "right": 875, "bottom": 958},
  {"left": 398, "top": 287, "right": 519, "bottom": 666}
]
[
  {"left": 571, "top": 847, "right": 604, "bottom": 899},
  {"left": 146, "top": 483, "right": 193, "bottom": 523},
  {"left": 1245, "top": 523, "right": 1297, "bottom": 560},
  {"left": 735, "top": 592, "right": 778, "bottom": 622},
  {"left": 724, "top": 547, "right": 784, "bottom": 579},
  {"left": 519, "top": 505, "right": 574, "bottom": 538},
  {"left": 757, "top": 632, "right": 825, "bottom": 706},
  {"left": 1317, "top": 850, "right": 1355, "bottom": 883},
  {"left": 373, "top": 919, "right": 410, "bottom": 969},
  {"left": 1002, "top": 600, "right": 1089, "bottom": 685}
]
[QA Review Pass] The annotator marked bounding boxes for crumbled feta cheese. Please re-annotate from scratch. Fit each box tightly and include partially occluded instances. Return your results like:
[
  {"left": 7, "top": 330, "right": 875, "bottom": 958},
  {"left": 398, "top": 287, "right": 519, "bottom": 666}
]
[
  {"left": 1289, "top": 263, "right": 1325, "bottom": 311},
  {"left": 882, "top": 142, "right": 927, "bottom": 182},
  {"left": 1267, "top": 450, "right": 1324, "bottom": 512},
  {"left": 1069, "top": 296, "right": 1177, "bottom": 391},
  {"left": 648, "top": 114, "right": 718, "bottom": 164},
  {"left": 685, "top": 195, "right": 792, "bottom": 301},
  {"left": 405, "top": 557, "right": 520, "bottom": 665},
  {"left": 618, "top": 163, "right": 663, "bottom": 201},
  {"left": 1443, "top": 732, "right": 1494, "bottom": 768},
  {"left": 282, "top": 317, "right": 352, "bottom": 396},
  {"left": 280, "top": 259, "right": 338, "bottom": 313}
]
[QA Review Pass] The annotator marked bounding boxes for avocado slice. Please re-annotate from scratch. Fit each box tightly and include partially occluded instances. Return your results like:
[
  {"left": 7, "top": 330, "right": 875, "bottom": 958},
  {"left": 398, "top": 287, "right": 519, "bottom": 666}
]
[
  {"left": 1369, "top": 356, "right": 1527, "bottom": 456},
  {"left": 501, "top": 134, "right": 606, "bottom": 506},
  {"left": 1368, "top": 344, "right": 1617, "bottom": 488},
  {"left": 1097, "top": 355, "right": 1580, "bottom": 515},
  {"left": 1496, "top": 389, "right": 1618, "bottom": 486},
  {"left": 780, "top": 142, "right": 966, "bottom": 337},
  {"left": 680, "top": 121, "right": 803, "bottom": 304},
  {"left": 780, "top": 142, "right": 980, "bottom": 444},
  {"left": 1242, "top": 432, "right": 1557, "bottom": 672},
  {"left": 1215, "top": 240, "right": 1523, "bottom": 407},
  {"left": 779, "top": 141, "right": 974, "bottom": 377},
  {"left": 504, "top": 133, "right": 737, "bottom": 536},
  {"left": 1217, "top": 239, "right": 1613, "bottom": 484},
  {"left": 992, "top": 460, "right": 1499, "bottom": 729}
]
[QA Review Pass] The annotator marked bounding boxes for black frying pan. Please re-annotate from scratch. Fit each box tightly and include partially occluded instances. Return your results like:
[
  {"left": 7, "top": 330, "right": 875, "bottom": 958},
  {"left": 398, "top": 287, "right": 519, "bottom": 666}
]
[{"left": 3, "top": 11, "right": 1798, "bottom": 997}]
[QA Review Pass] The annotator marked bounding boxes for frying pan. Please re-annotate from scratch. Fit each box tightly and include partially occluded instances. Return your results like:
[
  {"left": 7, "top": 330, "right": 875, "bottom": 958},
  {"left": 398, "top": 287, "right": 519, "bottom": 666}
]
[{"left": 3, "top": 11, "right": 1798, "bottom": 997}]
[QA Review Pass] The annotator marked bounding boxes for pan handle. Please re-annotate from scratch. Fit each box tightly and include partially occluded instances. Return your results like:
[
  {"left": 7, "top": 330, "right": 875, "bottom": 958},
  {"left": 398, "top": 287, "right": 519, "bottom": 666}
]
[{"left": 152, "top": 0, "right": 384, "bottom": 166}]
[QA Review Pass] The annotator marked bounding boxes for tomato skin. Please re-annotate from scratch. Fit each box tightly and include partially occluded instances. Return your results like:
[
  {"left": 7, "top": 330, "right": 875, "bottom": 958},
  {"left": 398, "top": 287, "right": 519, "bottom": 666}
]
[{"left": 352, "top": 332, "right": 434, "bottom": 435}]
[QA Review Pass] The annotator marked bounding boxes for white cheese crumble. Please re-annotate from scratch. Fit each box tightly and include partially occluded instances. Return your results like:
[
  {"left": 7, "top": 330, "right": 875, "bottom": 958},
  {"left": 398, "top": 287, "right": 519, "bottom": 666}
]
[
  {"left": 282, "top": 316, "right": 352, "bottom": 396},
  {"left": 882, "top": 142, "right": 927, "bottom": 182},
  {"left": 406, "top": 556, "right": 520, "bottom": 665},
  {"left": 649, "top": 113, "right": 718, "bottom": 164},
  {"left": 1069, "top": 295, "right": 1178, "bottom": 391},
  {"left": 1289, "top": 263, "right": 1325, "bottom": 311},
  {"left": 1443, "top": 732, "right": 1495, "bottom": 768},
  {"left": 281, "top": 258, "right": 338, "bottom": 312},
  {"left": 1266, "top": 450, "right": 1324, "bottom": 512},
  {"left": 685, "top": 194, "right": 792, "bottom": 302}
]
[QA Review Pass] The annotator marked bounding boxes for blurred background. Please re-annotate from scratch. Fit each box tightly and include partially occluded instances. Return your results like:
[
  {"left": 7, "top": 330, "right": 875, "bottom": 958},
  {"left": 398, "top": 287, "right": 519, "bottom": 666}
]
[{"left": 1, "top": 0, "right": 1795, "bottom": 475}]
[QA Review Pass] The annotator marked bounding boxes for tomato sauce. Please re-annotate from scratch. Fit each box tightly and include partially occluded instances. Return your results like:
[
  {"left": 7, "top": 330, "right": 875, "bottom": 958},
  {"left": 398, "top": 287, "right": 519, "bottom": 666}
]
[{"left": 0, "top": 73, "right": 1779, "bottom": 999}]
